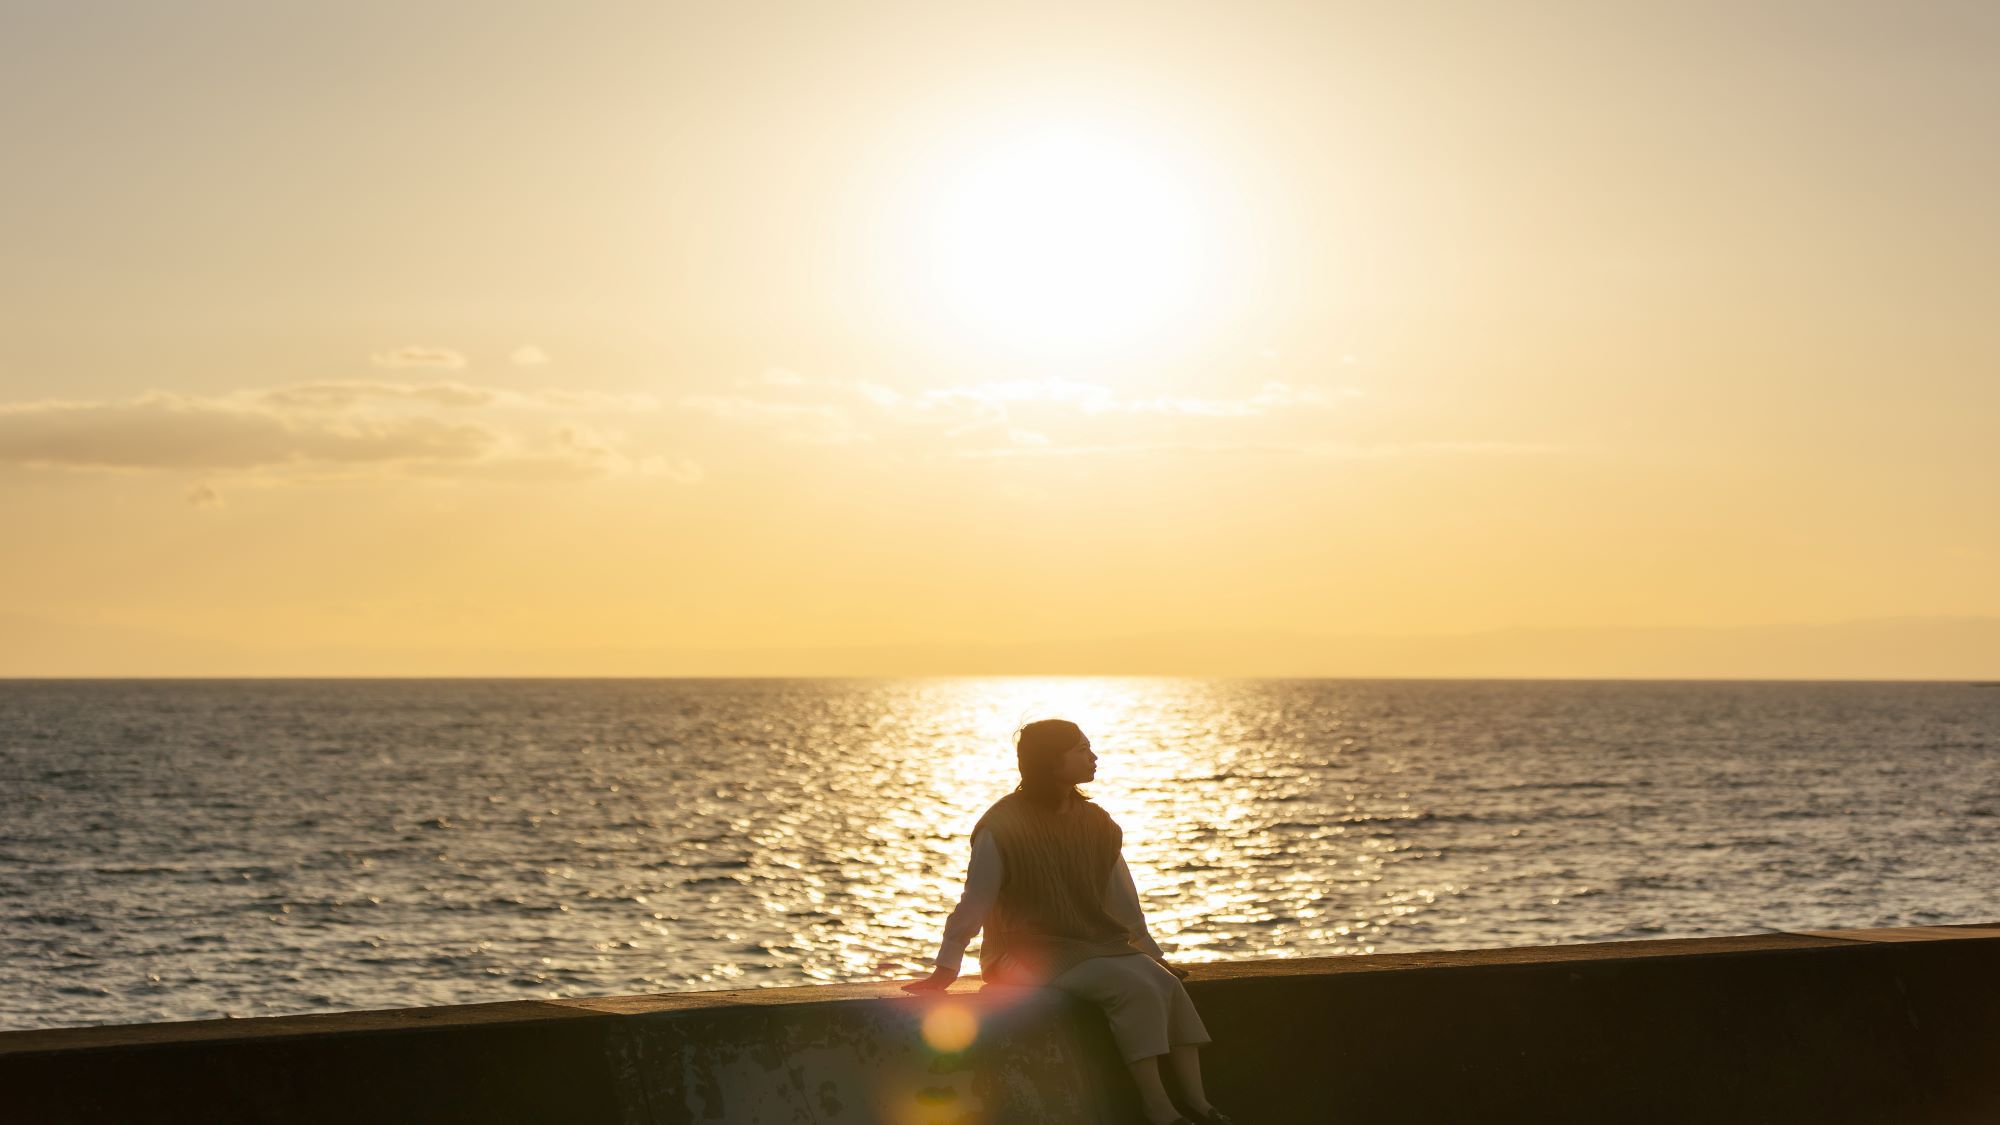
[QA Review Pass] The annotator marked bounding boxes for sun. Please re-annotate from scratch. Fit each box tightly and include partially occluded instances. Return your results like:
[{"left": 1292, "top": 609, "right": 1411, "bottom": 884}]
[{"left": 882, "top": 116, "right": 1236, "bottom": 365}]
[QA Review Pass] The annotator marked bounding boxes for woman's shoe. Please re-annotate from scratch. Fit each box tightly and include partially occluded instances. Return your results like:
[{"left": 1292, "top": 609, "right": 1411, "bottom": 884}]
[{"left": 1194, "top": 1110, "right": 1237, "bottom": 1125}]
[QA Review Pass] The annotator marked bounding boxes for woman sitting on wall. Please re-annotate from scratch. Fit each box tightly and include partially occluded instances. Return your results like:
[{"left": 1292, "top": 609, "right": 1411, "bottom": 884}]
[{"left": 904, "top": 718, "right": 1235, "bottom": 1125}]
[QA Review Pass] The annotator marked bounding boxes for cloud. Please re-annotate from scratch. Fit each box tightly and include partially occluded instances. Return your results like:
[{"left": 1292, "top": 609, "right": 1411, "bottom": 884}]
[
  {"left": 370, "top": 346, "right": 467, "bottom": 369},
  {"left": 0, "top": 382, "right": 690, "bottom": 485},
  {"left": 185, "top": 482, "right": 223, "bottom": 507},
  {"left": 509, "top": 346, "right": 551, "bottom": 366},
  {"left": 0, "top": 393, "right": 498, "bottom": 470}
]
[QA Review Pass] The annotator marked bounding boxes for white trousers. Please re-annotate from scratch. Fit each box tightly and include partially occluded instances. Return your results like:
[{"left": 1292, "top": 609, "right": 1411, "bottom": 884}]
[{"left": 1046, "top": 952, "right": 1212, "bottom": 1062}]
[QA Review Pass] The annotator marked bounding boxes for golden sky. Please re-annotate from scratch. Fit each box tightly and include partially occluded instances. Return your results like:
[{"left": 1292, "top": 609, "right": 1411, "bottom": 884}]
[{"left": 2, "top": 2, "right": 1996, "bottom": 676}]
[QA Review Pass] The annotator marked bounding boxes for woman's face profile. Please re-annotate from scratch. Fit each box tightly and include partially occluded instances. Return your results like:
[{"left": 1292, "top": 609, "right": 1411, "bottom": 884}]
[{"left": 1059, "top": 733, "right": 1098, "bottom": 784}]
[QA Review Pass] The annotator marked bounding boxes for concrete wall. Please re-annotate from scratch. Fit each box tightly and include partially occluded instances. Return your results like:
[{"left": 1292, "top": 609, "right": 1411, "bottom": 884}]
[{"left": 7, "top": 924, "right": 2000, "bottom": 1124}]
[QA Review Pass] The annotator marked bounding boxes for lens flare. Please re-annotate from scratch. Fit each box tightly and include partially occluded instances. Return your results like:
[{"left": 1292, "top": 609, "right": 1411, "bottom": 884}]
[{"left": 919, "top": 1001, "right": 980, "bottom": 1053}]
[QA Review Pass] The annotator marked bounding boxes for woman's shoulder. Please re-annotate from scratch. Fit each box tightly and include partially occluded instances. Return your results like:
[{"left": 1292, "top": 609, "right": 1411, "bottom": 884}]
[
  {"left": 1080, "top": 798, "right": 1121, "bottom": 834},
  {"left": 971, "top": 791, "right": 1025, "bottom": 837},
  {"left": 979, "top": 791, "right": 1023, "bottom": 819}
]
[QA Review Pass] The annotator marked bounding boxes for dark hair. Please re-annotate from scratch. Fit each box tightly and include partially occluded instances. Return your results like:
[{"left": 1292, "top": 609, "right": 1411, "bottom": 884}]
[{"left": 1014, "top": 718, "right": 1086, "bottom": 808}]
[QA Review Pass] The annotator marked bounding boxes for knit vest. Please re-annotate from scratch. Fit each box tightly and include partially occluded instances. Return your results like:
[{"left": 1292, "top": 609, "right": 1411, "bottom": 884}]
[{"left": 971, "top": 791, "right": 1141, "bottom": 985}]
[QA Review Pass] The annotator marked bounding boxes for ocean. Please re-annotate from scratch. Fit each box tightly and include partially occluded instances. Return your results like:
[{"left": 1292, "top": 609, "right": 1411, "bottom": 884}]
[{"left": 2, "top": 677, "right": 1996, "bottom": 1031}]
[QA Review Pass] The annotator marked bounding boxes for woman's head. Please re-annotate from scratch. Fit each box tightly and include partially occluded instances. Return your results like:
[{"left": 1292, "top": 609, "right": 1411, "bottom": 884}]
[{"left": 1014, "top": 718, "right": 1096, "bottom": 805}]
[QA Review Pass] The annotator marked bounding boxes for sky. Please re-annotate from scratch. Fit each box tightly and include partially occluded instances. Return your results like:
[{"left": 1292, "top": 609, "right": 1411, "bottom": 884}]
[{"left": 2, "top": 1, "right": 1996, "bottom": 676}]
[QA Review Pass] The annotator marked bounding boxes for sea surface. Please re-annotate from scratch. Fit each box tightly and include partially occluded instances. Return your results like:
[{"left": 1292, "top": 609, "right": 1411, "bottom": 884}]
[{"left": 3, "top": 677, "right": 1997, "bottom": 1031}]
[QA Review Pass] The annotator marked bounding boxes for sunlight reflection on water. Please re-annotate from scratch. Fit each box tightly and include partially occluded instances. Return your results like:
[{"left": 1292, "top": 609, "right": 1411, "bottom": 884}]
[{"left": 4, "top": 677, "right": 1998, "bottom": 1029}]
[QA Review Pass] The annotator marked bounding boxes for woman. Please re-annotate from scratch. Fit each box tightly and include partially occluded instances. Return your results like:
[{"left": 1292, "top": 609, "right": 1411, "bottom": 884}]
[{"left": 903, "top": 719, "right": 1235, "bottom": 1125}]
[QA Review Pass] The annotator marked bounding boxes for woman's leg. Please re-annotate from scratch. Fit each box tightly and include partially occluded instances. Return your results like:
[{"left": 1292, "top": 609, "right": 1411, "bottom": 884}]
[
  {"left": 1166, "top": 1044, "right": 1213, "bottom": 1117},
  {"left": 1126, "top": 1055, "right": 1184, "bottom": 1125},
  {"left": 1131, "top": 958, "right": 1215, "bottom": 1117},
  {"left": 1049, "top": 956, "right": 1183, "bottom": 1123}
]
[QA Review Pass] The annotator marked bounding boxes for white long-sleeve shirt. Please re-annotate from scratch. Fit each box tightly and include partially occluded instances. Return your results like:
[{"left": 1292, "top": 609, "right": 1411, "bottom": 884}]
[{"left": 932, "top": 829, "right": 1166, "bottom": 972}]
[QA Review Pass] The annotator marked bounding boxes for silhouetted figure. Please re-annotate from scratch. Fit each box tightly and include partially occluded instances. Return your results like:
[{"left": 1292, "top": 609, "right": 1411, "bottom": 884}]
[{"left": 905, "top": 719, "right": 1235, "bottom": 1125}]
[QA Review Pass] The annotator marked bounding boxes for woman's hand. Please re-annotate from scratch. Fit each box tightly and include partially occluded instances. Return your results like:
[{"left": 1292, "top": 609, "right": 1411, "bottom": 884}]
[
  {"left": 901, "top": 966, "right": 959, "bottom": 993},
  {"left": 1152, "top": 955, "right": 1190, "bottom": 981}
]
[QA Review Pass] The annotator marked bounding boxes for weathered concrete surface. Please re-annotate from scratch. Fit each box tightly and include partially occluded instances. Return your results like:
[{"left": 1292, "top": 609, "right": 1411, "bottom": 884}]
[{"left": 7, "top": 924, "right": 2000, "bottom": 1123}]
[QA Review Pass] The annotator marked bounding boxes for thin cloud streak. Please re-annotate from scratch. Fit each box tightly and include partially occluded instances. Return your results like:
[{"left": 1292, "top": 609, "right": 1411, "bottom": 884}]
[
  {"left": 678, "top": 395, "right": 864, "bottom": 445},
  {"left": 674, "top": 370, "right": 1529, "bottom": 462},
  {"left": 953, "top": 438, "right": 1568, "bottom": 460},
  {"left": 684, "top": 370, "right": 1363, "bottom": 450},
  {"left": 369, "top": 346, "right": 467, "bottom": 369},
  {"left": 255, "top": 381, "right": 658, "bottom": 412},
  {"left": 259, "top": 381, "right": 501, "bottom": 410}
]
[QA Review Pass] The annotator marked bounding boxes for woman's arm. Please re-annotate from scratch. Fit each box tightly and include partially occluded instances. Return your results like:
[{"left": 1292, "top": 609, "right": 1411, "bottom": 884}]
[
  {"left": 936, "top": 830, "right": 1002, "bottom": 969},
  {"left": 904, "top": 830, "right": 1002, "bottom": 991},
  {"left": 1104, "top": 853, "right": 1166, "bottom": 959}
]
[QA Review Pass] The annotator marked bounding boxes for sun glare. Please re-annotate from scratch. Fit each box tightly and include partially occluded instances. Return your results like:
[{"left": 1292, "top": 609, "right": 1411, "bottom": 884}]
[{"left": 882, "top": 115, "right": 1238, "bottom": 364}]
